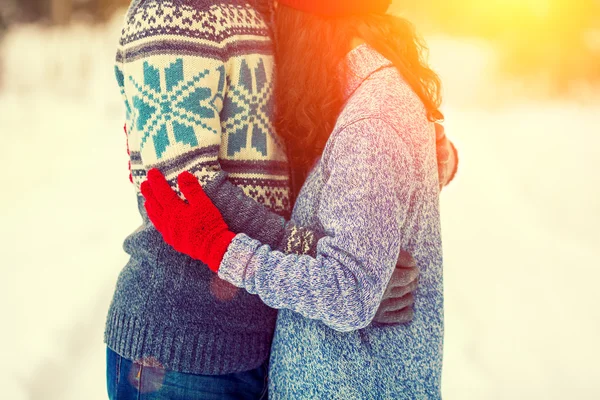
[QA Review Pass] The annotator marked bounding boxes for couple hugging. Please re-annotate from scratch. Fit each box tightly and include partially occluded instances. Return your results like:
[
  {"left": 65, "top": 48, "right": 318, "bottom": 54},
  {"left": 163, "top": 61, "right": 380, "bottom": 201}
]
[{"left": 105, "top": 0, "right": 457, "bottom": 398}]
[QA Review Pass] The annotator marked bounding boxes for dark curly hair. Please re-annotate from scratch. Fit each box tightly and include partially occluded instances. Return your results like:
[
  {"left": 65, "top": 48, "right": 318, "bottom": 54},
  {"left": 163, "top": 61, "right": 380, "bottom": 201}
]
[{"left": 273, "top": 5, "right": 443, "bottom": 196}]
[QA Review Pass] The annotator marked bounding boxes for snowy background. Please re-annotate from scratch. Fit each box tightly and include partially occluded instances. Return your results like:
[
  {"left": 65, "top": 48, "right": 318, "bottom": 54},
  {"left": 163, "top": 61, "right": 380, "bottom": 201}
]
[{"left": 1, "top": 11, "right": 599, "bottom": 400}]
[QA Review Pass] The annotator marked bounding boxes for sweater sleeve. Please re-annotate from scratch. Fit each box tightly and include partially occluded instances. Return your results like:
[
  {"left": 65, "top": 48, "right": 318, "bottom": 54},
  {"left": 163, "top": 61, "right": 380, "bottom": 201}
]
[
  {"left": 218, "top": 118, "right": 417, "bottom": 332},
  {"left": 204, "top": 172, "right": 323, "bottom": 256},
  {"left": 118, "top": 3, "right": 301, "bottom": 247},
  {"left": 119, "top": 48, "right": 230, "bottom": 188}
]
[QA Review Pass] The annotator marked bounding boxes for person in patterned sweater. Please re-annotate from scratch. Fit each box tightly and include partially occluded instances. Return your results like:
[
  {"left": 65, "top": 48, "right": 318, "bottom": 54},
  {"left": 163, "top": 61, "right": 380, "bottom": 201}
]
[{"left": 105, "top": 0, "right": 457, "bottom": 398}]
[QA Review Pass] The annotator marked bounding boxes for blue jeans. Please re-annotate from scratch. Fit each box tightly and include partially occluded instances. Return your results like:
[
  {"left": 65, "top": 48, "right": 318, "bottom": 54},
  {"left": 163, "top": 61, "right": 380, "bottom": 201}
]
[{"left": 106, "top": 348, "right": 268, "bottom": 400}]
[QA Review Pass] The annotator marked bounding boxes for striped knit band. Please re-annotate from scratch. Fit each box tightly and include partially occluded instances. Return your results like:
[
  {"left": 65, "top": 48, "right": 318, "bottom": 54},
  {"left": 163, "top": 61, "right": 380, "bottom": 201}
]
[{"left": 277, "top": 0, "right": 391, "bottom": 17}]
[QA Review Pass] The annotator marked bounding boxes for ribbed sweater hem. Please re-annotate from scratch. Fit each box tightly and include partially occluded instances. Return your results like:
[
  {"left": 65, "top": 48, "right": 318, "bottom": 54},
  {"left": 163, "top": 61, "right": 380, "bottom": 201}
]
[{"left": 104, "top": 308, "right": 273, "bottom": 375}]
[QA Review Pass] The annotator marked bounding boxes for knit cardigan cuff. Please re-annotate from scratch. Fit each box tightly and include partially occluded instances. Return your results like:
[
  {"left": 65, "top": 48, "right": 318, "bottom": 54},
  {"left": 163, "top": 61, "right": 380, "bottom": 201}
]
[{"left": 218, "top": 234, "right": 260, "bottom": 288}]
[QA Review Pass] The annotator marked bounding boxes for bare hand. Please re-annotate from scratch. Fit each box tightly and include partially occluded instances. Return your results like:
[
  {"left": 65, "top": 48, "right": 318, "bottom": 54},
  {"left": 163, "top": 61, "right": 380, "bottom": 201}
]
[{"left": 372, "top": 250, "right": 419, "bottom": 325}]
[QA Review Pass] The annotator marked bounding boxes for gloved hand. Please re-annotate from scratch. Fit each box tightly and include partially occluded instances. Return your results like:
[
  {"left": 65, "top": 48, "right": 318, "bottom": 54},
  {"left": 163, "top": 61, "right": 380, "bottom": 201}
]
[
  {"left": 141, "top": 169, "right": 236, "bottom": 272},
  {"left": 435, "top": 123, "right": 458, "bottom": 189},
  {"left": 372, "top": 250, "right": 419, "bottom": 325}
]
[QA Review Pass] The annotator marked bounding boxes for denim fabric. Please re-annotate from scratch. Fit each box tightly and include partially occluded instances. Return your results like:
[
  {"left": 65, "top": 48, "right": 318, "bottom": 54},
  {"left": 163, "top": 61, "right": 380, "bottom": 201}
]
[{"left": 106, "top": 348, "right": 268, "bottom": 400}]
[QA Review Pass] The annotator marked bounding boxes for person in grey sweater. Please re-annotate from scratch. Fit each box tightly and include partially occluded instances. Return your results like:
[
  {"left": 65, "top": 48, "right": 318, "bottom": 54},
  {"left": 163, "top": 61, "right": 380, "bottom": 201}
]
[{"left": 142, "top": 0, "right": 450, "bottom": 398}]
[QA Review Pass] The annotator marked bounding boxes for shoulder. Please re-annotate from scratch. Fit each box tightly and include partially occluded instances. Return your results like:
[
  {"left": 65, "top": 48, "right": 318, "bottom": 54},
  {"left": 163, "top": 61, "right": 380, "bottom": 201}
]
[
  {"left": 339, "top": 66, "right": 430, "bottom": 138},
  {"left": 321, "top": 63, "right": 436, "bottom": 177},
  {"left": 327, "top": 63, "right": 433, "bottom": 166},
  {"left": 322, "top": 117, "right": 412, "bottom": 174},
  {"left": 121, "top": 0, "right": 271, "bottom": 48}
]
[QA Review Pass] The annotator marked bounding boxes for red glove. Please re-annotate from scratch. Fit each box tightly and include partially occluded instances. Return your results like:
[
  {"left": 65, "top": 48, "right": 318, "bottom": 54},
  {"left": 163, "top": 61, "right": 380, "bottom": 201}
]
[{"left": 141, "top": 169, "right": 236, "bottom": 272}]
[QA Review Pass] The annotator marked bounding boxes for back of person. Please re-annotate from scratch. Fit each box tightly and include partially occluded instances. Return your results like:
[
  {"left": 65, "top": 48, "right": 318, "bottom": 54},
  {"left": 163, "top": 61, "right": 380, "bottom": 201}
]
[
  {"left": 268, "top": 45, "right": 444, "bottom": 399},
  {"left": 105, "top": 0, "right": 290, "bottom": 377}
]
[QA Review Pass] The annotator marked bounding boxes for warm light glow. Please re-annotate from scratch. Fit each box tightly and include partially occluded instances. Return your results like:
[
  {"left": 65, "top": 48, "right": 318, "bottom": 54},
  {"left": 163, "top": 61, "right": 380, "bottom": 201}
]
[{"left": 395, "top": 0, "right": 600, "bottom": 88}]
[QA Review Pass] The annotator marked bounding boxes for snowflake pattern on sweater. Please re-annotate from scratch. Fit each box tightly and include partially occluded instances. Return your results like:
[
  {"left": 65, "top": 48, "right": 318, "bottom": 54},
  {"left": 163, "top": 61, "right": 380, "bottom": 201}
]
[
  {"left": 224, "top": 58, "right": 276, "bottom": 157},
  {"left": 115, "top": 0, "right": 290, "bottom": 213},
  {"left": 129, "top": 59, "right": 222, "bottom": 159},
  {"left": 105, "top": 0, "right": 294, "bottom": 376}
]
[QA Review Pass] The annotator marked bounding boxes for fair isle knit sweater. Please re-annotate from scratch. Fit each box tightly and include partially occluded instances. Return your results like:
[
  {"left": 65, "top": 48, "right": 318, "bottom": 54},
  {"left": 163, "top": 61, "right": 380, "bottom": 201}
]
[
  {"left": 105, "top": 0, "right": 320, "bottom": 375},
  {"left": 219, "top": 45, "right": 444, "bottom": 398}
]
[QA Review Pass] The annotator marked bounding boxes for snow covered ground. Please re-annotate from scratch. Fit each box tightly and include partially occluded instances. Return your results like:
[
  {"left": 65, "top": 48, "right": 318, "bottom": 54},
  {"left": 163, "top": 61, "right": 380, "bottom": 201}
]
[{"left": 1, "top": 14, "right": 599, "bottom": 399}]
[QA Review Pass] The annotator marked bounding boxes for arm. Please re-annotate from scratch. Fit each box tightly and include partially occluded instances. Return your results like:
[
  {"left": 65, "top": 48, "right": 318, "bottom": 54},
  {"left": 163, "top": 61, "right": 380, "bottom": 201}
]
[
  {"left": 218, "top": 118, "right": 416, "bottom": 332},
  {"left": 118, "top": 6, "right": 308, "bottom": 251},
  {"left": 120, "top": 37, "right": 229, "bottom": 193},
  {"left": 203, "top": 171, "right": 323, "bottom": 256},
  {"left": 207, "top": 123, "right": 455, "bottom": 251},
  {"left": 435, "top": 123, "right": 458, "bottom": 188},
  {"left": 204, "top": 169, "right": 419, "bottom": 325},
  {"left": 142, "top": 118, "right": 420, "bottom": 329}
]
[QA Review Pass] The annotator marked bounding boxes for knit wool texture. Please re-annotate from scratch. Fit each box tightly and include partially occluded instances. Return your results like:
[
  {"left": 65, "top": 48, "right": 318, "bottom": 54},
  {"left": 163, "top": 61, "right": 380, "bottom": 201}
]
[
  {"left": 142, "top": 170, "right": 237, "bottom": 272},
  {"left": 218, "top": 45, "right": 445, "bottom": 398},
  {"left": 105, "top": 0, "right": 296, "bottom": 375}
]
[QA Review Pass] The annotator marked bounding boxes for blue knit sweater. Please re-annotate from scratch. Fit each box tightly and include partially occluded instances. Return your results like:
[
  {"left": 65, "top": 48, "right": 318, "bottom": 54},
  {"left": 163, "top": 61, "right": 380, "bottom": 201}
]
[
  {"left": 105, "top": 0, "right": 321, "bottom": 375},
  {"left": 219, "top": 45, "right": 445, "bottom": 398}
]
